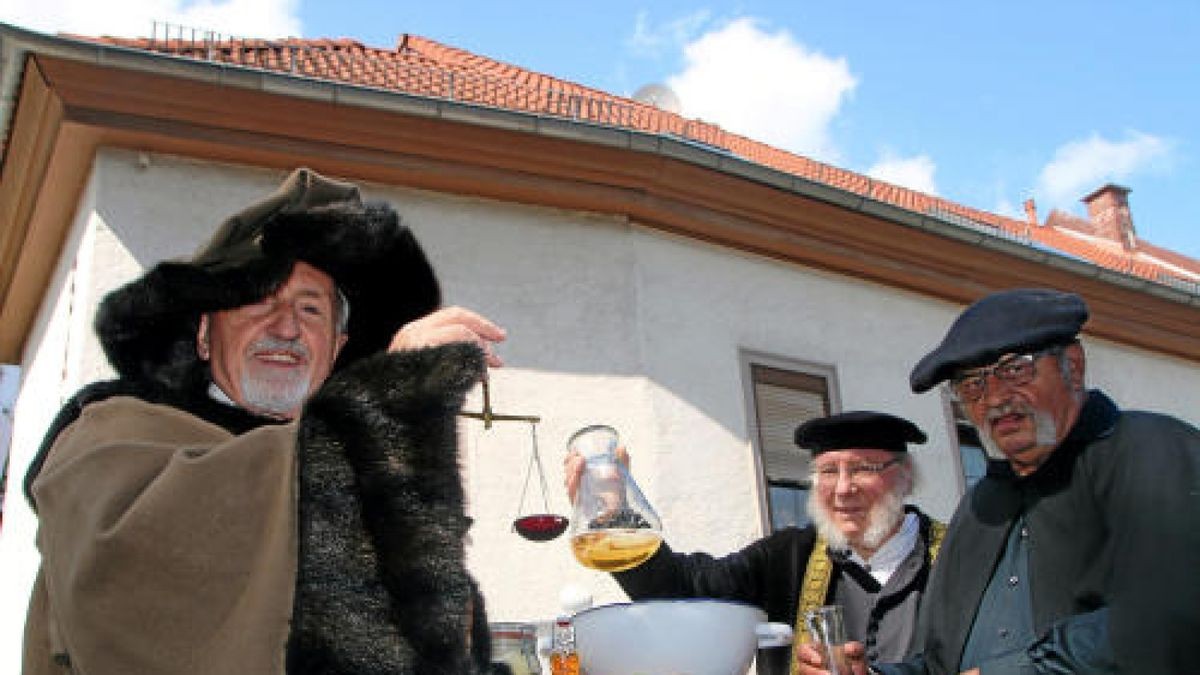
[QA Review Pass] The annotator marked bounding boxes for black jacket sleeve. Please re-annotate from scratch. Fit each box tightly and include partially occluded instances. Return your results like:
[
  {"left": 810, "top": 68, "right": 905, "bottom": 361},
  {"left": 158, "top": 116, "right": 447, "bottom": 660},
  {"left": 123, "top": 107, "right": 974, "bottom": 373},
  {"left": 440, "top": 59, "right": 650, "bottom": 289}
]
[{"left": 613, "top": 527, "right": 816, "bottom": 624}]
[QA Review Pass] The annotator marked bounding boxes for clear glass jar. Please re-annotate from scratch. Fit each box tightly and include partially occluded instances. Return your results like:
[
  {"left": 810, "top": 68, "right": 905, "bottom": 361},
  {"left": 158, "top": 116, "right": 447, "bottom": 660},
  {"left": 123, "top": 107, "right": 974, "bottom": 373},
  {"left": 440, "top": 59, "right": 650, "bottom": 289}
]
[{"left": 490, "top": 622, "right": 542, "bottom": 675}]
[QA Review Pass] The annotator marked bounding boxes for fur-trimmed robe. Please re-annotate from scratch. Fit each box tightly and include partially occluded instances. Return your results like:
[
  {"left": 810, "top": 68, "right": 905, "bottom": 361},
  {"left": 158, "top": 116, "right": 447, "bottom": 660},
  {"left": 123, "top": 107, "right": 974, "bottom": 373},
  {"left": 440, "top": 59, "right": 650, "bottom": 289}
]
[{"left": 24, "top": 343, "right": 502, "bottom": 674}]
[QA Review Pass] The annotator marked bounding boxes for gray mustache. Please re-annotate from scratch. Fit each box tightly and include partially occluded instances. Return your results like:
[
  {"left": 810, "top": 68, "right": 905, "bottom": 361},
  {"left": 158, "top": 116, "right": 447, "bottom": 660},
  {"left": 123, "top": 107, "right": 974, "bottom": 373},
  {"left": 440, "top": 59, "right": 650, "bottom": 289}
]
[
  {"left": 250, "top": 337, "right": 310, "bottom": 360},
  {"left": 985, "top": 401, "right": 1031, "bottom": 422}
]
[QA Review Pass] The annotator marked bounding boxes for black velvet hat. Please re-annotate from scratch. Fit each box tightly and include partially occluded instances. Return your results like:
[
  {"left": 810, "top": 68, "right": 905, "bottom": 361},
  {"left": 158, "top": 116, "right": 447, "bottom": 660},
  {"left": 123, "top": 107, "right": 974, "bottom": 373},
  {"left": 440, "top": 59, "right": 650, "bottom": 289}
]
[
  {"left": 94, "top": 168, "right": 441, "bottom": 391},
  {"left": 909, "top": 288, "right": 1087, "bottom": 393},
  {"left": 794, "top": 411, "right": 926, "bottom": 455}
]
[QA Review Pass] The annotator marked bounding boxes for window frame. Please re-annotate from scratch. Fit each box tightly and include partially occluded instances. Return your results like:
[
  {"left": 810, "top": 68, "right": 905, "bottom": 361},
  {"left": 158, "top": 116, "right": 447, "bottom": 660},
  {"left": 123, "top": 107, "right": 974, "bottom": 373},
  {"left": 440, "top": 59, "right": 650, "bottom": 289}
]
[
  {"left": 739, "top": 349, "right": 841, "bottom": 534},
  {"left": 939, "top": 386, "right": 985, "bottom": 496}
]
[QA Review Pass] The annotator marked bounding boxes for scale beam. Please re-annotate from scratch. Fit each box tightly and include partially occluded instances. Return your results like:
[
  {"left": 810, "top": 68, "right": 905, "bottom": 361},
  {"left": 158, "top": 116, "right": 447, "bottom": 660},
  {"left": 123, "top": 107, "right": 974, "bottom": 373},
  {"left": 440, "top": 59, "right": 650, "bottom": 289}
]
[{"left": 457, "top": 378, "right": 540, "bottom": 429}]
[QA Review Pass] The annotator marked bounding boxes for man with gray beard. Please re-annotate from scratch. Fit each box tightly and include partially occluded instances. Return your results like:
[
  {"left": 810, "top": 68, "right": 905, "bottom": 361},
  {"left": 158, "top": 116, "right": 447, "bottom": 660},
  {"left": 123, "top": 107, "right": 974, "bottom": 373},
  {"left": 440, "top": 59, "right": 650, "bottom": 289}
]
[
  {"left": 22, "top": 168, "right": 510, "bottom": 674},
  {"left": 797, "top": 288, "right": 1200, "bottom": 675},
  {"left": 579, "top": 411, "right": 945, "bottom": 674}
]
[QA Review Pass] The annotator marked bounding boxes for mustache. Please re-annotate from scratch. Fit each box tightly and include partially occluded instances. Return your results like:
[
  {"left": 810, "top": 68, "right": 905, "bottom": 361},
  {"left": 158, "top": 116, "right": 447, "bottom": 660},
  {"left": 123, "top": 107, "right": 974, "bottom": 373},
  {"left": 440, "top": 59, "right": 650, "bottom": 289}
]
[
  {"left": 985, "top": 400, "right": 1032, "bottom": 422},
  {"left": 249, "top": 336, "right": 310, "bottom": 360}
]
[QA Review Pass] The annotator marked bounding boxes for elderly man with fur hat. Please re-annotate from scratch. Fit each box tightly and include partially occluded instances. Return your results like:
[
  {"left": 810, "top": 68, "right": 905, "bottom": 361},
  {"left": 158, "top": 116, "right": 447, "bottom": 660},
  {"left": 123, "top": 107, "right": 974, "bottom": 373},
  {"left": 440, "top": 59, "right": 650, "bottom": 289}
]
[
  {"left": 798, "top": 288, "right": 1200, "bottom": 675},
  {"left": 22, "top": 169, "right": 510, "bottom": 674},
  {"left": 567, "top": 410, "right": 946, "bottom": 674}
]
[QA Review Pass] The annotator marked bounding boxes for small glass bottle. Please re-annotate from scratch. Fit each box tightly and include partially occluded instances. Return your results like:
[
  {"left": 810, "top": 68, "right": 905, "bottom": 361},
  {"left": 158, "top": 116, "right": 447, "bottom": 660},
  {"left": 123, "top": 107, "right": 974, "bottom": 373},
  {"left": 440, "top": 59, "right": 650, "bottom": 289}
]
[{"left": 549, "top": 615, "right": 579, "bottom": 675}]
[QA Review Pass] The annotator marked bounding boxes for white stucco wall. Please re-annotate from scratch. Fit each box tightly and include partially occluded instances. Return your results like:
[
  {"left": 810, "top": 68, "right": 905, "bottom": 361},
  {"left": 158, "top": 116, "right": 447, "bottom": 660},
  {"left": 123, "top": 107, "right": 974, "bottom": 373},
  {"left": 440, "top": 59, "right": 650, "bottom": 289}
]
[
  {"left": 3, "top": 150, "right": 1198, "bottom": 668},
  {"left": 0, "top": 169, "right": 100, "bottom": 670}
]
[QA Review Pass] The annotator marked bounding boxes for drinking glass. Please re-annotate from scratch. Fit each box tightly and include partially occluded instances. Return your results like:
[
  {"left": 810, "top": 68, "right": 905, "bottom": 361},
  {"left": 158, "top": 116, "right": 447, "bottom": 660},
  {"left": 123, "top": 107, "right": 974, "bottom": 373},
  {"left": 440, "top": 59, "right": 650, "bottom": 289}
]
[{"left": 804, "top": 605, "right": 851, "bottom": 675}]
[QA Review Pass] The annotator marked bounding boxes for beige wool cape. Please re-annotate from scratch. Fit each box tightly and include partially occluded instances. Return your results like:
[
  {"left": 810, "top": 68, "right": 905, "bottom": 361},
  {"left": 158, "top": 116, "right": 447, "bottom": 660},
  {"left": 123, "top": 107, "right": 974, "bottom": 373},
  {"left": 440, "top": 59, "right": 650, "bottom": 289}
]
[
  {"left": 25, "top": 396, "right": 298, "bottom": 674},
  {"left": 23, "top": 343, "right": 494, "bottom": 674}
]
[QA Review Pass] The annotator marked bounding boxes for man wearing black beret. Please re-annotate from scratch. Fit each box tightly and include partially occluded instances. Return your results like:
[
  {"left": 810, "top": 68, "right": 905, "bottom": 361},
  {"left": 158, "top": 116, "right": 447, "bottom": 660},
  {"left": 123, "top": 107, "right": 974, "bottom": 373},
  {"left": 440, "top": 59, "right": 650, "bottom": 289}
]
[
  {"left": 798, "top": 288, "right": 1200, "bottom": 675},
  {"left": 569, "top": 410, "right": 945, "bottom": 673}
]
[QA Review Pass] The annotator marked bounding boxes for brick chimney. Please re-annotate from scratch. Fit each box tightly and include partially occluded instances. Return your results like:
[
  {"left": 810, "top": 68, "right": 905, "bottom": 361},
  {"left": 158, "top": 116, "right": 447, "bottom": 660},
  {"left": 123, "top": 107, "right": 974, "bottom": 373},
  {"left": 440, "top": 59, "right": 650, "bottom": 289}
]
[
  {"left": 1023, "top": 198, "right": 1039, "bottom": 226},
  {"left": 1081, "top": 184, "right": 1137, "bottom": 251}
]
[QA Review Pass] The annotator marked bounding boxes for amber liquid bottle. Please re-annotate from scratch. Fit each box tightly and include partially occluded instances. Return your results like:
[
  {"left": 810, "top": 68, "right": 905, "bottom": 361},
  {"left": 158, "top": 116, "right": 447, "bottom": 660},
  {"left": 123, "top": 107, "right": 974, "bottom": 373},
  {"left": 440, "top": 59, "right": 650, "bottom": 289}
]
[{"left": 549, "top": 616, "right": 579, "bottom": 675}]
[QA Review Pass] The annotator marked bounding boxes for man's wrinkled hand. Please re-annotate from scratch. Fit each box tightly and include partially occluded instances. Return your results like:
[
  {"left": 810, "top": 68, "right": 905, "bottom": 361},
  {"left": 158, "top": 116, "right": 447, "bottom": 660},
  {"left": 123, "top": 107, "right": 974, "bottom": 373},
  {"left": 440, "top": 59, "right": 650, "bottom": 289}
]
[
  {"left": 388, "top": 306, "right": 506, "bottom": 367},
  {"left": 794, "top": 640, "right": 870, "bottom": 675}
]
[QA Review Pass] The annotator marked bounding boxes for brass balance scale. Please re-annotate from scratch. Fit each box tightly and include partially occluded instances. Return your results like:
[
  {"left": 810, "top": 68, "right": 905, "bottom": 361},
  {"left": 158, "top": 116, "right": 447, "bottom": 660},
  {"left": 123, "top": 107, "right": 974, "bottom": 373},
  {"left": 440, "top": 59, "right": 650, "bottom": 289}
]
[
  {"left": 460, "top": 379, "right": 570, "bottom": 542},
  {"left": 460, "top": 378, "right": 663, "bottom": 570}
]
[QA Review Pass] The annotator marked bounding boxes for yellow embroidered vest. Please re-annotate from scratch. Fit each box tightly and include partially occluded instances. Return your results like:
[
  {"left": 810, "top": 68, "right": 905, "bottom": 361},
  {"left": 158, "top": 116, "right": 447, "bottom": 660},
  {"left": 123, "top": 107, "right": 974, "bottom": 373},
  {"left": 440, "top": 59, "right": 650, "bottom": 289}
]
[{"left": 788, "top": 519, "right": 947, "bottom": 674}]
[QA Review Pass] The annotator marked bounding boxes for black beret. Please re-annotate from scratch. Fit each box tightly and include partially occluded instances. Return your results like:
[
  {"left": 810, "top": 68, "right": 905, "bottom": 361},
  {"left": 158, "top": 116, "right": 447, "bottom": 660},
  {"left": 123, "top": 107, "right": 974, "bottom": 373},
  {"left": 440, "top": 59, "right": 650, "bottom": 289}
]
[
  {"left": 794, "top": 411, "right": 927, "bottom": 455},
  {"left": 910, "top": 288, "right": 1087, "bottom": 393}
]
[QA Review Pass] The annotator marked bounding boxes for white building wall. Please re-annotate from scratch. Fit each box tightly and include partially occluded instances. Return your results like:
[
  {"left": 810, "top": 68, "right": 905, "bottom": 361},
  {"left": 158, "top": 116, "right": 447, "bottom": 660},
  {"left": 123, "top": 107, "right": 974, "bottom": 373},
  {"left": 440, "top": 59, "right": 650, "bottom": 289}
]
[
  {"left": 1, "top": 168, "right": 100, "bottom": 670},
  {"left": 3, "top": 149, "right": 1198, "bottom": 666}
]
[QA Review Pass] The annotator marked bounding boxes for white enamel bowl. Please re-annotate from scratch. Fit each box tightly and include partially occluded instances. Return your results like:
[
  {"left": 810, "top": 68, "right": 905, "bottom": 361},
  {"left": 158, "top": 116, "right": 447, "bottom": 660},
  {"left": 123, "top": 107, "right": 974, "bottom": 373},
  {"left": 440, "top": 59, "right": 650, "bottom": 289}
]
[{"left": 571, "top": 599, "right": 792, "bottom": 675}]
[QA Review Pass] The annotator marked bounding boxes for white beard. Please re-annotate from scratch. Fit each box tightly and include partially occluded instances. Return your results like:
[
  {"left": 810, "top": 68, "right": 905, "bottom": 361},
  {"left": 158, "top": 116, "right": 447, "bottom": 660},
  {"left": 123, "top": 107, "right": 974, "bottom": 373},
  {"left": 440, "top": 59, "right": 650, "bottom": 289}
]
[
  {"left": 977, "top": 404, "right": 1060, "bottom": 460},
  {"left": 807, "top": 483, "right": 907, "bottom": 553},
  {"left": 241, "top": 368, "right": 312, "bottom": 416},
  {"left": 239, "top": 337, "right": 314, "bottom": 417}
]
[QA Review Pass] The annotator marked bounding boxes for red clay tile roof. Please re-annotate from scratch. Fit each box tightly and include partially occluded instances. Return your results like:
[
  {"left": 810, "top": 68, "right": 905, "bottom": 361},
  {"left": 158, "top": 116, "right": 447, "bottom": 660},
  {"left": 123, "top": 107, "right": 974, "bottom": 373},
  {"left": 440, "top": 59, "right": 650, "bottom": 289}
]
[
  {"left": 1044, "top": 210, "right": 1199, "bottom": 284},
  {"left": 78, "top": 32, "right": 1200, "bottom": 288}
]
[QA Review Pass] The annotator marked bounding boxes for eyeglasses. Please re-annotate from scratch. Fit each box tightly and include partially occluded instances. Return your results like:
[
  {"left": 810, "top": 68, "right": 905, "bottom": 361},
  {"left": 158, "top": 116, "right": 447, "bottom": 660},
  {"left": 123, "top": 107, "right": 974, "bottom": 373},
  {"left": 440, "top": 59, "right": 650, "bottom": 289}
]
[
  {"left": 950, "top": 349, "right": 1057, "bottom": 403},
  {"left": 812, "top": 457, "right": 903, "bottom": 485}
]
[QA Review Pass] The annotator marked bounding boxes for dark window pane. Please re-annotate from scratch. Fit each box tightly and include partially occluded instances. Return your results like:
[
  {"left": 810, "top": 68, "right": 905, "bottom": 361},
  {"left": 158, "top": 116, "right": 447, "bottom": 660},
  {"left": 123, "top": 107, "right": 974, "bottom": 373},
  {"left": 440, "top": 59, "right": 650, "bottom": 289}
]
[
  {"left": 957, "top": 422, "right": 987, "bottom": 489},
  {"left": 768, "top": 484, "right": 810, "bottom": 530}
]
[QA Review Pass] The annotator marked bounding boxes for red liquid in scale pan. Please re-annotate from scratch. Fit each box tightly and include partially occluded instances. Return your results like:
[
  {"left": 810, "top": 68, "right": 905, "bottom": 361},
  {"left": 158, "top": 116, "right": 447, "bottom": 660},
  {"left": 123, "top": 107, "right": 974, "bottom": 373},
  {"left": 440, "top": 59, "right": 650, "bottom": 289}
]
[{"left": 512, "top": 514, "right": 569, "bottom": 542}]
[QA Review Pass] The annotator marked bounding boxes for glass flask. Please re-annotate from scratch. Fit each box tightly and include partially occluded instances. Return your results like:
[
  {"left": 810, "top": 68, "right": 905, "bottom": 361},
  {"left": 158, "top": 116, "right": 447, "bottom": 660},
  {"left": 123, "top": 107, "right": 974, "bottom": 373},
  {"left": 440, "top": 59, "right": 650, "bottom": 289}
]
[{"left": 567, "top": 424, "right": 663, "bottom": 572}]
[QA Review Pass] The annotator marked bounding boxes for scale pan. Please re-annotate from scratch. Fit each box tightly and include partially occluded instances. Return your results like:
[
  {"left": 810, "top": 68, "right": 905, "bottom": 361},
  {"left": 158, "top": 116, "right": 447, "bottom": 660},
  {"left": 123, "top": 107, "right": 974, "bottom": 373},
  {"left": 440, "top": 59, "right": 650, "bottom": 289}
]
[{"left": 513, "top": 514, "right": 570, "bottom": 542}]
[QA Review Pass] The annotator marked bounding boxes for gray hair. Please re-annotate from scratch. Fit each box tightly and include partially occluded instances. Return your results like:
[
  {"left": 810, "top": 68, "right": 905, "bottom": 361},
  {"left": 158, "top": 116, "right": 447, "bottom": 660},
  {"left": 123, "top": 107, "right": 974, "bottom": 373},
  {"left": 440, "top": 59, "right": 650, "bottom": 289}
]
[
  {"left": 1046, "top": 343, "right": 1087, "bottom": 402},
  {"left": 334, "top": 286, "right": 350, "bottom": 335},
  {"left": 897, "top": 453, "right": 918, "bottom": 496}
]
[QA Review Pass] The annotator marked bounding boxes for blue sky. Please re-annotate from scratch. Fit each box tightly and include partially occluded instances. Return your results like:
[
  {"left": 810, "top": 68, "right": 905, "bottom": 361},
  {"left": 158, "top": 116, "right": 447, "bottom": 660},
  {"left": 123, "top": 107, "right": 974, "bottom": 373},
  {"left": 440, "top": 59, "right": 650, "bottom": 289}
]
[{"left": 5, "top": 1, "right": 1197, "bottom": 259}]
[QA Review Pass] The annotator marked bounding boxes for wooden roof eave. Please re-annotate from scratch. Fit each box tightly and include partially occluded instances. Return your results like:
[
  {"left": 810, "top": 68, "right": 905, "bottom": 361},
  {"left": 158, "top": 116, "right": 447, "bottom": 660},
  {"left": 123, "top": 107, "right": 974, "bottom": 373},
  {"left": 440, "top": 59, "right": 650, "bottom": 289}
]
[{"left": 0, "top": 43, "right": 1197, "bottom": 367}]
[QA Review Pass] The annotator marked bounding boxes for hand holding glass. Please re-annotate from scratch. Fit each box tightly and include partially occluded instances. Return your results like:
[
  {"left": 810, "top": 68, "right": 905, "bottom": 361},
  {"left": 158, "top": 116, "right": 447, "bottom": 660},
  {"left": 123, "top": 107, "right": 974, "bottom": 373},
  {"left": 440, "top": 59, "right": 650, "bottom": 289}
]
[
  {"left": 567, "top": 425, "right": 663, "bottom": 572},
  {"left": 804, "top": 605, "right": 852, "bottom": 675}
]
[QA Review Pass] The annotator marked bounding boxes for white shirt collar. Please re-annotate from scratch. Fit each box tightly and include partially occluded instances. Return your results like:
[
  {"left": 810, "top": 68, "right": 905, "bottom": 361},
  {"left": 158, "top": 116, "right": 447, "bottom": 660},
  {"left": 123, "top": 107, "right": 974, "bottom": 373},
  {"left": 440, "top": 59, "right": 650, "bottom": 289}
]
[
  {"left": 847, "top": 511, "right": 919, "bottom": 586},
  {"left": 208, "top": 382, "right": 237, "bottom": 407}
]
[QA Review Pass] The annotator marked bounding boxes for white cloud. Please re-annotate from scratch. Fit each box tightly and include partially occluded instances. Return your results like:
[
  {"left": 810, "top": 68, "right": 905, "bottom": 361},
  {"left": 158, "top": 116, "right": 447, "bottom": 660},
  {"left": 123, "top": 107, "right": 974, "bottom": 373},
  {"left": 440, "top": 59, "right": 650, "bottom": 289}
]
[
  {"left": 627, "top": 9, "right": 711, "bottom": 58},
  {"left": 993, "top": 196, "right": 1023, "bottom": 221},
  {"left": 866, "top": 151, "right": 938, "bottom": 195},
  {"left": 1036, "top": 131, "right": 1172, "bottom": 204},
  {"left": 0, "top": 0, "right": 301, "bottom": 39},
  {"left": 666, "top": 17, "right": 857, "bottom": 163},
  {"left": 988, "top": 179, "right": 1026, "bottom": 220}
]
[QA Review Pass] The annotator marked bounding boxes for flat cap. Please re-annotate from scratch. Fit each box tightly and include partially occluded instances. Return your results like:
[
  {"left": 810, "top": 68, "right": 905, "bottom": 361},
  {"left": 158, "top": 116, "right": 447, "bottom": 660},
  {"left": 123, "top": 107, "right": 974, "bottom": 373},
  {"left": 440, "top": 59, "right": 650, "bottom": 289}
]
[
  {"left": 910, "top": 288, "right": 1088, "bottom": 393},
  {"left": 794, "top": 411, "right": 926, "bottom": 455}
]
